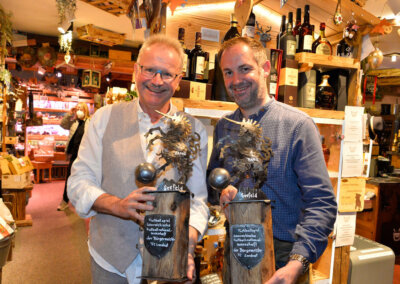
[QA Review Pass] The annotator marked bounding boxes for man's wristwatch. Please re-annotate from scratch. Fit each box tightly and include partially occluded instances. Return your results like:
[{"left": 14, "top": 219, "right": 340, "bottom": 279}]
[{"left": 289, "top": 254, "right": 310, "bottom": 274}]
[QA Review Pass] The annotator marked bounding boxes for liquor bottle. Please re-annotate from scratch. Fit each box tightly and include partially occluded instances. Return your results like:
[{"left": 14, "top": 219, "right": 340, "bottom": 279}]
[
  {"left": 189, "top": 32, "right": 207, "bottom": 82},
  {"left": 224, "top": 13, "right": 241, "bottom": 42},
  {"left": 212, "top": 14, "right": 239, "bottom": 101},
  {"left": 315, "top": 75, "right": 337, "bottom": 110},
  {"left": 242, "top": 8, "right": 256, "bottom": 38},
  {"left": 293, "top": 8, "right": 302, "bottom": 53},
  {"left": 336, "top": 35, "right": 353, "bottom": 57},
  {"left": 299, "top": 5, "right": 313, "bottom": 52},
  {"left": 178, "top": 28, "right": 190, "bottom": 80},
  {"left": 269, "top": 50, "right": 279, "bottom": 97},
  {"left": 279, "top": 12, "right": 296, "bottom": 60},
  {"left": 276, "top": 15, "right": 286, "bottom": 49},
  {"left": 392, "top": 133, "right": 398, "bottom": 152},
  {"left": 312, "top": 23, "right": 332, "bottom": 55}
]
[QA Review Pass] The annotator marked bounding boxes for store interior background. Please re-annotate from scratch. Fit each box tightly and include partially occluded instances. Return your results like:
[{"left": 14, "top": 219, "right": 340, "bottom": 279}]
[{"left": 1, "top": 0, "right": 400, "bottom": 283}]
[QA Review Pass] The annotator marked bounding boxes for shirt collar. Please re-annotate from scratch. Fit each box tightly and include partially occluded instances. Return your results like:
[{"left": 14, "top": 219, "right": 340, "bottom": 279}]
[
  {"left": 136, "top": 99, "right": 178, "bottom": 121},
  {"left": 238, "top": 96, "right": 275, "bottom": 122}
]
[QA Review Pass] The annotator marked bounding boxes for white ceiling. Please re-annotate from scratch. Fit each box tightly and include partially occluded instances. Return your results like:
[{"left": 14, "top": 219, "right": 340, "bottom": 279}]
[{"left": 1, "top": 0, "right": 399, "bottom": 68}]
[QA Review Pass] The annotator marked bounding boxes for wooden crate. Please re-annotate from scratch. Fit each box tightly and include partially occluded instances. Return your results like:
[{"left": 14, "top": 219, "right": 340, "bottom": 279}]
[
  {"left": 77, "top": 24, "right": 125, "bottom": 47},
  {"left": 80, "top": 0, "right": 131, "bottom": 16}
]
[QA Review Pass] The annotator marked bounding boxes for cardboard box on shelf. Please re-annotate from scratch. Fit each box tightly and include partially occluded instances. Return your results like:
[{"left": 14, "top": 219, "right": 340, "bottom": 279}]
[
  {"left": 7, "top": 156, "right": 34, "bottom": 175},
  {"left": 2, "top": 172, "right": 32, "bottom": 189}
]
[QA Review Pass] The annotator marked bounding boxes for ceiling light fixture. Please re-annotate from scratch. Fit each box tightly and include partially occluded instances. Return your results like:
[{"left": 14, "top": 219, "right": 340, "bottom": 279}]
[
  {"left": 106, "top": 73, "right": 112, "bottom": 82},
  {"left": 167, "top": 2, "right": 281, "bottom": 26},
  {"left": 55, "top": 69, "right": 62, "bottom": 78}
]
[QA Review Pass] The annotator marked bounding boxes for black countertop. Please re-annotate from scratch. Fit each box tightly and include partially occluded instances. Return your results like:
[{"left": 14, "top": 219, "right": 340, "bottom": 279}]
[{"left": 367, "top": 176, "right": 400, "bottom": 185}]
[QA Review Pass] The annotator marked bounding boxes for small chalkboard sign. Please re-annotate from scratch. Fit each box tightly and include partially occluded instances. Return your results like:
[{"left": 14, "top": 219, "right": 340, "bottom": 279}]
[
  {"left": 144, "top": 214, "right": 176, "bottom": 259},
  {"left": 200, "top": 273, "right": 222, "bottom": 284},
  {"left": 234, "top": 187, "right": 267, "bottom": 201},
  {"left": 230, "top": 224, "right": 265, "bottom": 269}
]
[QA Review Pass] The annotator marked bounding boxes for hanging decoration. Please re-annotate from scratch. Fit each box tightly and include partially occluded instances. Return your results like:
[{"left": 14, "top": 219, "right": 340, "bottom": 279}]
[
  {"left": 59, "top": 30, "right": 73, "bottom": 64},
  {"left": 37, "top": 46, "right": 57, "bottom": 67},
  {"left": 162, "top": 0, "right": 186, "bottom": 15},
  {"left": 0, "top": 4, "right": 13, "bottom": 87},
  {"left": 367, "top": 45, "right": 383, "bottom": 69},
  {"left": 56, "top": 0, "right": 76, "bottom": 26},
  {"left": 333, "top": 0, "right": 343, "bottom": 25},
  {"left": 17, "top": 47, "right": 38, "bottom": 68},
  {"left": 370, "top": 18, "right": 393, "bottom": 35}
]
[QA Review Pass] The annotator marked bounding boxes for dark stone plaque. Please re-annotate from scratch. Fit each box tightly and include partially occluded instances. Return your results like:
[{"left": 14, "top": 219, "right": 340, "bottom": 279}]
[
  {"left": 144, "top": 214, "right": 176, "bottom": 259},
  {"left": 230, "top": 224, "right": 265, "bottom": 270}
]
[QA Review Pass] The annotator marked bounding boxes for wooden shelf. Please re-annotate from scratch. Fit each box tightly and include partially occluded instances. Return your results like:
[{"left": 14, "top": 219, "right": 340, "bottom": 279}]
[
  {"left": 28, "top": 135, "right": 68, "bottom": 141},
  {"left": 171, "top": 98, "right": 345, "bottom": 120},
  {"left": 34, "top": 108, "right": 68, "bottom": 113},
  {"left": 42, "top": 119, "right": 62, "bottom": 125},
  {"left": 295, "top": 53, "right": 360, "bottom": 72}
]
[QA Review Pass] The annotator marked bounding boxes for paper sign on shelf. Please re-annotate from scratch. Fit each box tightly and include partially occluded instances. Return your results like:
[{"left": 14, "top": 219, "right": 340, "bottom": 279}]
[
  {"left": 344, "top": 106, "right": 364, "bottom": 142},
  {"left": 335, "top": 212, "right": 356, "bottom": 247},
  {"left": 342, "top": 141, "right": 363, "bottom": 177},
  {"left": 339, "top": 177, "right": 366, "bottom": 212}
]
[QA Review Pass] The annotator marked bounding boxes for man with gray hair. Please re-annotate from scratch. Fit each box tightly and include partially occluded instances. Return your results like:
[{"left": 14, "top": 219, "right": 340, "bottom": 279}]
[{"left": 68, "top": 34, "right": 209, "bottom": 283}]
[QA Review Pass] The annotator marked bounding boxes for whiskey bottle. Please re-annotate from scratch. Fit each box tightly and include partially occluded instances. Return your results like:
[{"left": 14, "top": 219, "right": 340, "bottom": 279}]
[
  {"left": 312, "top": 23, "right": 332, "bottom": 55},
  {"left": 299, "top": 5, "right": 313, "bottom": 52},
  {"left": 189, "top": 32, "right": 207, "bottom": 82},
  {"left": 293, "top": 8, "right": 302, "bottom": 53},
  {"left": 178, "top": 28, "right": 190, "bottom": 80},
  {"left": 279, "top": 12, "right": 296, "bottom": 60},
  {"left": 315, "top": 75, "right": 337, "bottom": 110},
  {"left": 276, "top": 15, "right": 286, "bottom": 49},
  {"left": 242, "top": 9, "right": 256, "bottom": 38}
]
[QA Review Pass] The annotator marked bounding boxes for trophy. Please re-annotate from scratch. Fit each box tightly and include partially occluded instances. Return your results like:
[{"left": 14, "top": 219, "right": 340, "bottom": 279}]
[
  {"left": 209, "top": 118, "right": 275, "bottom": 283},
  {"left": 136, "top": 111, "right": 200, "bottom": 282}
]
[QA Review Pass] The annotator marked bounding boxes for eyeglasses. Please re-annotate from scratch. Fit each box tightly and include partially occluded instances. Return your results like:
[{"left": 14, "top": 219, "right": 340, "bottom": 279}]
[{"left": 138, "top": 64, "right": 179, "bottom": 82}]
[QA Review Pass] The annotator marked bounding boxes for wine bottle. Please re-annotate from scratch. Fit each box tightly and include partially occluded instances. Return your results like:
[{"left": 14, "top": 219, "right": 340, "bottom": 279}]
[
  {"left": 269, "top": 50, "right": 279, "bottom": 97},
  {"left": 178, "top": 28, "right": 190, "bottom": 80},
  {"left": 189, "top": 32, "right": 207, "bottom": 82},
  {"left": 212, "top": 14, "right": 239, "bottom": 101},
  {"left": 312, "top": 23, "right": 332, "bottom": 55},
  {"left": 276, "top": 15, "right": 286, "bottom": 49},
  {"left": 315, "top": 75, "right": 337, "bottom": 110},
  {"left": 280, "top": 12, "right": 296, "bottom": 60},
  {"left": 224, "top": 13, "right": 241, "bottom": 42},
  {"left": 242, "top": 9, "right": 256, "bottom": 38},
  {"left": 299, "top": 5, "right": 313, "bottom": 52},
  {"left": 293, "top": 8, "right": 302, "bottom": 53}
]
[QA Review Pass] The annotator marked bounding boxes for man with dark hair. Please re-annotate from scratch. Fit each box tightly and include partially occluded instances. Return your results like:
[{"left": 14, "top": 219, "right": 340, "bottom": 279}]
[{"left": 208, "top": 37, "right": 337, "bottom": 283}]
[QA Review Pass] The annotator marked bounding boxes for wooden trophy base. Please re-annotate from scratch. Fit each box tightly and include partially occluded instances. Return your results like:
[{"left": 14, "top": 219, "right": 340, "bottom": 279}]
[
  {"left": 229, "top": 200, "right": 275, "bottom": 284},
  {"left": 141, "top": 190, "right": 190, "bottom": 282}
]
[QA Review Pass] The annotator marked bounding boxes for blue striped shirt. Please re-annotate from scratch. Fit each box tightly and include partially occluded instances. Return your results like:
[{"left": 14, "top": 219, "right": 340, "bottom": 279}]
[{"left": 207, "top": 98, "right": 337, "bottom": 263}]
